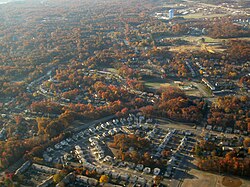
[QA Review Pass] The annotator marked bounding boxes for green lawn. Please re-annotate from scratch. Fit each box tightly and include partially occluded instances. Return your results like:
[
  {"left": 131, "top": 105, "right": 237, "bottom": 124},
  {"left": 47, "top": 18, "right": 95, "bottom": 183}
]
[
  {"left": 181, "top": 13, "right": 227, "bottom": 19},
  {"left": 145, "top": 82, "right": 172, "bottom": 90},
  {"left": 106, "top": 68, "right": 118, "bottom": 73},
  {"left": 143, "top": 76, "right": 176, "bottom": 90}
]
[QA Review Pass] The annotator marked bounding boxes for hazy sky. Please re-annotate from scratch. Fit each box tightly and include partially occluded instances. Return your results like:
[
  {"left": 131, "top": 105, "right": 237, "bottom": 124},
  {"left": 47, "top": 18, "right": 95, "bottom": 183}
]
[
  {"left": 0, "top": 0, "right": 25, "bottom": 3},
  {"left": 0, "top": 0, "right": 13, "bottom": 3}
]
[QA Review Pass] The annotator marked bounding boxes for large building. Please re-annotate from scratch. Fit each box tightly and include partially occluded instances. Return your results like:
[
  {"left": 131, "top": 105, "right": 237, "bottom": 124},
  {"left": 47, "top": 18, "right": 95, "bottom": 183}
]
[{"left": 169, "top": 9, "right": 174, "bottom": 19}]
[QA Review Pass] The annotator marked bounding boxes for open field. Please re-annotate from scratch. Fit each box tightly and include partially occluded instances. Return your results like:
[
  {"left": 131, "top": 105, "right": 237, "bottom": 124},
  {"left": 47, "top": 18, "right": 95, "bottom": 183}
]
[
  {"left": 181, "top": 13, "right": 228, "bottom": 19},
  {"left": 144, "top": 78, "right": 205, "bottom": 97},
  {"left": 184, "top": 89, "right": 203, "bottom": 97},
  {"left": 182, "top": 36, "right": 222, "bottom": 43},
  {"left": 166, "top": 36, "right": 226, "bottom": 53},
  {"left": 144, "top": 82, "right": 172, "bottom": 90},
  {"left": 182, "top": 163, "right": 250, "bottom": 187},
  {"left": 159, "top": 35, "right": 250, "bottom": 54},
  {"left": 142, "top": 76, "right": 175, "bottom": 90},
  {"left": 169, "top": 44, "right": 224, "bottom": 53},
  {"left": 169, "top": 45, "right": 203, "bottom": 52},
  {"left": 106, "top": 68, "right": 118, "bottom": 73},
  {"left": 161, "top": 36, "right": 250, "bottom": 43},
  {"left": 199, "top": 36, "right": 250, "bottom": 43}
]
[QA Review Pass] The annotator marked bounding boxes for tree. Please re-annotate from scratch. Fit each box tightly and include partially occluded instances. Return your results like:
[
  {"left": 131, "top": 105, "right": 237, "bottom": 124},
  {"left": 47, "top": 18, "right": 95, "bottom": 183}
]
[
  {"left": 53, "top": 173, "right": 63, "bottom": 183},
  {"left": 240, "top": 96, "right": 248, "bottom": 102},
  {"left": 161, "top": 149, "right": 170, "bottom": 158},
  {"left": 45, "top": 118, "right": 68, "bottom": 137},
  {"left": 36, "top": 117, "right": 50, "bottom": 135},
  {"left": 143, "top": 152, "right": 151, "bottom": 160},
  {"left": 120, "top": 107, "right": 129, "bottom": 116},
  {"left": 130, "top": 150, "right": 140, "bottom": 163},
  {"left": 140, "top": 105, "right": 154, "bottom": 117},
  {"left": 195, "top": 144, "right": 202, "bottom": 157},
  {"left": 243, "top": 138, "right": 250, "bottom": 147},
  {"left": 153, "top": 175, "right": 163, "bottom": 185},
  {"left": 4, "top": 178, "right": 13, "bottom": 187},
  {"left": 14, "top": 115, "right": 23, "bottom": 125},
  {"left": 53, "top": 171, "right": 67, "bottom": 184},
  {"left": 99, "top": 175, "right": 109, "bottom": 183}
]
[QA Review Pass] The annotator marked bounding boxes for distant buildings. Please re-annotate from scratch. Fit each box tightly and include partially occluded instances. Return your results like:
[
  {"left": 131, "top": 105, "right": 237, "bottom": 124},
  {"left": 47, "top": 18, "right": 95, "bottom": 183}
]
[
  {"left": 169, "top": 9, "right": 174, "bottom": 19},
  {"left": 154, "top": 9, "right": 174, "bottom": 20}
]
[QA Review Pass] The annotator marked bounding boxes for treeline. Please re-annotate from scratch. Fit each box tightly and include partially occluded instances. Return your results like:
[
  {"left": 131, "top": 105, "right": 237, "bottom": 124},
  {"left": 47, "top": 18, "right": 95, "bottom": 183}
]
[
  {"left": 208, "top": 96, "right": 250, "bottom": 131},
  {"left": 140, "top": 87, "right": 205, "bottom": 123},
  {"left": 198, "top": 156, "right": 250, "bottom": 177},
  {"left": 195, "top": 139, "right": 250, "bottom": 177},
  {"left": 207, "top": 19, "right": 250, "bottom": 39},
  {"left": 226, "top": 40, "right": 250, "bottom": 62},
  {"left": 0, "top": 111, "right": 74, "bottom": 170}
]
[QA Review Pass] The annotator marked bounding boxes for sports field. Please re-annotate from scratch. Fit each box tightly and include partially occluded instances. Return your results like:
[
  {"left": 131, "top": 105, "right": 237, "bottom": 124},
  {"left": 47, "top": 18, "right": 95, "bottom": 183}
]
[{"left": 182, "top": 161, "right": 250, "bottom": 187}]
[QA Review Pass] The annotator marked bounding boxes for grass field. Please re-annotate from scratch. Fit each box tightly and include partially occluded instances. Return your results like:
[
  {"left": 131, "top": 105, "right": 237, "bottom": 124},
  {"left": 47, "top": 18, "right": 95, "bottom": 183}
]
[
  {"left": 202, "top": 36, "right": 221, "bottom": 43},
  {"left": 144, "top": 82, "right": 172, "bottom": 90},
  {"left": 182, "top": 166, "right": 250, "bottom": 187},
  {"left": 169, "top": 43, "right": 225, "bottom": 53},
  {"left": 165, "top": 35, "right": 224, "bottom": 53},
  {"left": 106, "top": 68, "right": 118, "bottom": 73},
  {"left": 184, "top": 90, "right": 203, "bottom": 97},
  {"left": 158, "top": 35, "right": 250, "bottom": 54},
  {"left": 142, "top": 76, "right": 175, "bottom": 90},
  {"left": 161, "top": 36, "right": 250, "bottom": 43},
  {"left": 144, "top": 78, "right": 205, "bottom": 97},
  {"left": 167, "top": 35, "right": 250, "bottom": 53},
  {"left": 183, "top": 36, "right": 219, "bottom": 43},
  {"left": 182, "top": 13, "right": 227, "bottom": 19}
]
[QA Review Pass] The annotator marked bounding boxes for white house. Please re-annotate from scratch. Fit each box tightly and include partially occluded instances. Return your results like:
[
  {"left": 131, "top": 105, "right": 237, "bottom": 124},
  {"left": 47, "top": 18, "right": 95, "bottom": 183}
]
[
  {"left": 153, "top": 168, "right": 161, "bottom": 176},
  {"left": 129, "top": 175, "right": 137, "bottom": 183},
  {"left": 136, "top": 164, "right": 144, "bottom": 171},
  {"left": 119, "top": 173, "right": 129, "bottom": 181},
  {"left": 137, "top": 177, "right": 146, "bottom": 185},
  {"left": 111, "top": 171, "right": 119, "bottom": 179},
  {"left": 143, "top": 167, "right": 151, "bottom": 174}
]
